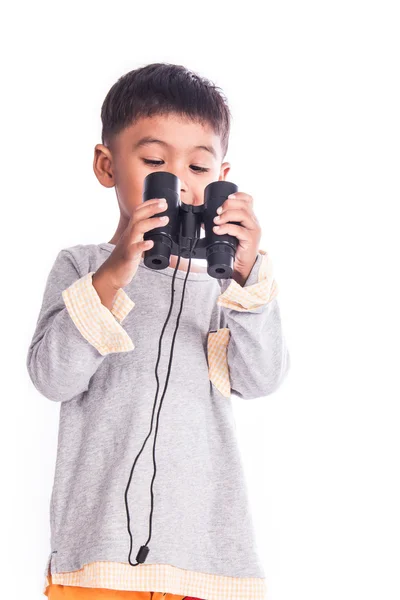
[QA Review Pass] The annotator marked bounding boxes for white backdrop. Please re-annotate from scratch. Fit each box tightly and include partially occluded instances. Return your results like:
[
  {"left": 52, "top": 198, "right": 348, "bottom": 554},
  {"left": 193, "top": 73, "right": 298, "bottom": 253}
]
[{"left": 2, "top": 1, "right": 399, "bottom": 599}]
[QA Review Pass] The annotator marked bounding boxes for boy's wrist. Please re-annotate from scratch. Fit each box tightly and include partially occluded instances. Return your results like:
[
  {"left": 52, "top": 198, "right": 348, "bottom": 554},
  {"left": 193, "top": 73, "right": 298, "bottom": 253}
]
[{"left": 92, "top": 268, "right": 120, "bottom": 311}]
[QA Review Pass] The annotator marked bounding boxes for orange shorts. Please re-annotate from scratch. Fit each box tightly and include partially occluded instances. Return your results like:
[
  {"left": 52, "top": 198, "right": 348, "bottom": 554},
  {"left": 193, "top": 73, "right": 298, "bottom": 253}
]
[{"left": 45, "top": 575, "right": 204, "bottom": 600}]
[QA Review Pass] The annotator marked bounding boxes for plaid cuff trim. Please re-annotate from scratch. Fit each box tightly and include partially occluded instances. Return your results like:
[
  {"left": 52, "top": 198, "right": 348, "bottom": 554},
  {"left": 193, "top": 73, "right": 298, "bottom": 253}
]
[
  {"left": 217, "top": 249, "right": 279, "bottom": 311},
  {"left": 62, "top": 272, "right": 135, "bottom": 356},
  {"left": 111, "top": 287, "right": 135, "bottom": 323}
]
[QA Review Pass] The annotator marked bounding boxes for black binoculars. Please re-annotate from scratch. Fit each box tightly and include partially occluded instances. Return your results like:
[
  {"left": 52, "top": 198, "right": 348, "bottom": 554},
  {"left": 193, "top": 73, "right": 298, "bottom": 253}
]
[{"left": 142, "top": 171, "right": 241, "bottom": 279}]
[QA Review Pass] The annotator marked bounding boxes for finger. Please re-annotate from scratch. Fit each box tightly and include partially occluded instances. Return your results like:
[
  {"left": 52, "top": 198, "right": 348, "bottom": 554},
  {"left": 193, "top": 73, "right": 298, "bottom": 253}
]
[
  {"left": 130, "top": 199, "right": 168, "bottom": 224},
  {"left": 129, "top": 205, "right": 168, "bottom": 234},
  {"left": 212, "top": 222, "right": 253, "bottom": 242},
  {"left": 217, "top": 196, "right": 253, "bottom": 215},
  {"left": 130, "top": 213, "right": 170, "bottom": 243},
  {"left": 214, "top": 208, "right": 257, "bottom": 231},
  {"left": 126, "top": 238, "right": 155, "bottom": 262},
  {"left": 142, "top": 238, "right": 154, "bottom": 249},
  {"left": 226, "top": 192, "right": 253, "bottom": 203},
  {"left": 131, "top": 238, "right": 155, "bottom": 257}
]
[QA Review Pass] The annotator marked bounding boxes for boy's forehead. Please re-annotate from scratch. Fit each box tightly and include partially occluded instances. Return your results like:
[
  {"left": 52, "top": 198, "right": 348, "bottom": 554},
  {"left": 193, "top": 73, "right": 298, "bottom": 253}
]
[{"left": 121, "top": 114, "right": 222, "bottom": 158}]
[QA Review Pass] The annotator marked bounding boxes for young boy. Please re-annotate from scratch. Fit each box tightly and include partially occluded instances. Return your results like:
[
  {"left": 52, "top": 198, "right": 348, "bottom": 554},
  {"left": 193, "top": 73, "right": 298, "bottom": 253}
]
[{"left": 27, "top": 62, "right": 290, "bottom": 600}]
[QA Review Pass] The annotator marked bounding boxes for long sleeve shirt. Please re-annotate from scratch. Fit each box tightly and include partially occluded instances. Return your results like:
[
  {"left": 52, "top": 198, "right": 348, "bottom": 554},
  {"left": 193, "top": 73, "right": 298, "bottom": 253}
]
[{"left": 26, "top": 242, "right": 290, "bottom": 600}]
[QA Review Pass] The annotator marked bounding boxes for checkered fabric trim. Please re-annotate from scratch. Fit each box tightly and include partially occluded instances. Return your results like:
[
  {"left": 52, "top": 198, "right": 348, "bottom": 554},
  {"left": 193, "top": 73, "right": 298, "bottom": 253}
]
[
  {"left": 111, "top": 287, "right": 136, "bottom": 323},
  {"left": 62, "top": 272, "right": 135, "bottom": 356},
  {"left": 207, "top": 328, "right": 231, "bottom": 398},
  {"left": 216, "top": 249, "right": 279, "bottom": 312},
  {"left": 43, "top": 561, "right": 267, "bottom": 599}
]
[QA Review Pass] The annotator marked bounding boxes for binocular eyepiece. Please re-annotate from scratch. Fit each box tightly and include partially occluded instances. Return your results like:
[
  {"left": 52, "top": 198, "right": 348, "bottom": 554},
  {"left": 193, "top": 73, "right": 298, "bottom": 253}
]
[{"left": 142, "top": 171, "right": 240, "bottom": 279}]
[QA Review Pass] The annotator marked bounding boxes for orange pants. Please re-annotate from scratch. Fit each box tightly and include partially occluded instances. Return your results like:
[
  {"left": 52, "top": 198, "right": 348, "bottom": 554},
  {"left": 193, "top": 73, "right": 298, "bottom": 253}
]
[{"left": 46, "top": 575, "right": 204, "bottom": 600}]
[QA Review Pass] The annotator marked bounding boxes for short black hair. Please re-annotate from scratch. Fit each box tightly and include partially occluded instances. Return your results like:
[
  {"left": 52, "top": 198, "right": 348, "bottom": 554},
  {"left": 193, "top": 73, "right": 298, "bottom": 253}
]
[{"left": 100, "top": 62, "right": 231, "bottom": 159}]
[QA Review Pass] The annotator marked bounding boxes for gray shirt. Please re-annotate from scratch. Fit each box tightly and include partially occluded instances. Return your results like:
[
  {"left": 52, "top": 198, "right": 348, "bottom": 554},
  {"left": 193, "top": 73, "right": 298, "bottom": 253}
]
[{"left": 26, "top": 242, "right": 290, "bottom": 584}]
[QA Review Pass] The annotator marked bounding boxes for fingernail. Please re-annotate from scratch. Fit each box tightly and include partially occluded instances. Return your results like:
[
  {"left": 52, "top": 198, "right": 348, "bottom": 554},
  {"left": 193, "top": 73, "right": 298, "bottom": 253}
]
[
  {"left": 214, "top": 225, "right": 220, "bottom": 230},
  {"left": 217, "top": 207, "right": 222, "bottom": 214},
  {"left": 228, "top": 194, "right": 236, "bottom": 198}
]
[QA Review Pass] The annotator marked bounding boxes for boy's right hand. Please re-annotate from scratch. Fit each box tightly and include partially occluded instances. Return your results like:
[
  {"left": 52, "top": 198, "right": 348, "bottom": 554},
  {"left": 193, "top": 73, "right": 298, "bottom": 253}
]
[{"left": 92, "top": 198, "right": 169, "bottom": 307}]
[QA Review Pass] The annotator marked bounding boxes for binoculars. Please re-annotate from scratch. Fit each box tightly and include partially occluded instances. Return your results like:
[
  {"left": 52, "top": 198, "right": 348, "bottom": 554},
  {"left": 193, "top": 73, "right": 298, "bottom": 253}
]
[{"left": 142, "top": 171, "right": 241, "bottom": 279}]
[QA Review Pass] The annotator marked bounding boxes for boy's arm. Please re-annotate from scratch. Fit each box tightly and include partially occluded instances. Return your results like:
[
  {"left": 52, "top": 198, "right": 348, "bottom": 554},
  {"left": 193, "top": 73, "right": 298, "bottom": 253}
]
[
  {"left": 210, "top": 249, "right": 290, "bottom": 400},
  {"left": 26, "top": 249, "right": 135, "bottom": 403}
]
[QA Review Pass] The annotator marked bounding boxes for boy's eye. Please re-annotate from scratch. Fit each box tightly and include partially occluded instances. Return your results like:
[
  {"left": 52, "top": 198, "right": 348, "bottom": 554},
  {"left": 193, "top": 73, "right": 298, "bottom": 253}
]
[{"left": 142, "top": 159, "right": 209, "bottom": 173}]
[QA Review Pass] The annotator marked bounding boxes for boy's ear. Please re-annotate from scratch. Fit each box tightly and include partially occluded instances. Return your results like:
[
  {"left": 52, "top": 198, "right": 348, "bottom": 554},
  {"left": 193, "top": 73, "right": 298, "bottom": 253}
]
[
  {"left": 219, "top": 162, "right": 231, "bottom": 181},
  {"left": 93, "top": 144, "right": 115, "bottom": 188}
]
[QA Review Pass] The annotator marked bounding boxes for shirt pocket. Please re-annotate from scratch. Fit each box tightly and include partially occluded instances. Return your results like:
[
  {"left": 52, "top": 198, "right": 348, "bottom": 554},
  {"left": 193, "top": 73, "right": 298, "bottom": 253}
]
[{"left": 207, "top": 327, "right": 231, "bottom": 398}]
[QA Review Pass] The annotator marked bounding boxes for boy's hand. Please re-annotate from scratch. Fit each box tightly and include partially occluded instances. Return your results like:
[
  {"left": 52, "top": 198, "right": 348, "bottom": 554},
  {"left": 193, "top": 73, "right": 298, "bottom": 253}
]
[
  {"left": 212, "top": 192, "right": 262, "bottom": 286},
  {"left": 93, "top": 198, "right": 169, "bottom": 293}
]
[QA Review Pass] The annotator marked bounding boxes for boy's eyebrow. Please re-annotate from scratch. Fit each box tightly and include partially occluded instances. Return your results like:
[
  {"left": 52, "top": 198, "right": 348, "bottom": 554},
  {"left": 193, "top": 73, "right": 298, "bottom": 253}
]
[{"left": 133, "top": 136, "right": 217, "bottom": 159}]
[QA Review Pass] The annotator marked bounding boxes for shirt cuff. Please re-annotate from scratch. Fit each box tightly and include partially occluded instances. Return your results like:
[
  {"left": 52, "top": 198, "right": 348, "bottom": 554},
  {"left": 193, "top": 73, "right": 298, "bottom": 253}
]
[
  {"left": 62, "top": 272, "right": 135, "bottom": 355},
  {"left": 110, "top": 287, "right": 135, "bottom": 323},
  {"left": 217, "top": 248, "right": 279, "bottom": 311}
]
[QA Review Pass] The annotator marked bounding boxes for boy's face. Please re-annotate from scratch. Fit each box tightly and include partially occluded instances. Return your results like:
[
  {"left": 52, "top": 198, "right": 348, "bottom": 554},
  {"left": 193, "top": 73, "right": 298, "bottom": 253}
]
[{"left": 93, "top": 113, "right": 231, "bottom": 224}]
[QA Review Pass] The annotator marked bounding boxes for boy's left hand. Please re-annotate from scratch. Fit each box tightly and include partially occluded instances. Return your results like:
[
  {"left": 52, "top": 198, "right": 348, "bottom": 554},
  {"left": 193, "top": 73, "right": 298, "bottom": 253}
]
[{"left": 213, "top": 192, "right": 261, "bottom": 286}]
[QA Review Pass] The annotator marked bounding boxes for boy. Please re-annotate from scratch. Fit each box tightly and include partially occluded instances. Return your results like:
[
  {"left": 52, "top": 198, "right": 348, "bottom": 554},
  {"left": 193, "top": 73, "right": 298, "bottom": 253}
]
[{"left": 27, "top": 62, "right": 290, "bottom": 600}]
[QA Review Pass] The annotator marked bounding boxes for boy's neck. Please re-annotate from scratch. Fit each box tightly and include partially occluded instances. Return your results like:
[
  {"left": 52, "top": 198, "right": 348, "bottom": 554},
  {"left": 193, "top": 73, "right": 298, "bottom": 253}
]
[{"left": 169, "top": 253, "right": 207, "bottom": 273}]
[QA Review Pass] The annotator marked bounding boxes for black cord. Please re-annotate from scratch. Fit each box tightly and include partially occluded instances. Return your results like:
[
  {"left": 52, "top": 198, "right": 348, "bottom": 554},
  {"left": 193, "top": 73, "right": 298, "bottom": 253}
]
[{"left": 125, "top": 239, "right": 198, "bottom": 567}]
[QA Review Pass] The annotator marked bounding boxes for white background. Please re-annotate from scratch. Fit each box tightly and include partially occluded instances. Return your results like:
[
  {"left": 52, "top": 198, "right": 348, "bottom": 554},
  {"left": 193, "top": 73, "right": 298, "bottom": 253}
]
[{"left": 2, "top": 1, "right": 399, "bottom": 599}]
